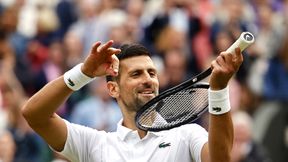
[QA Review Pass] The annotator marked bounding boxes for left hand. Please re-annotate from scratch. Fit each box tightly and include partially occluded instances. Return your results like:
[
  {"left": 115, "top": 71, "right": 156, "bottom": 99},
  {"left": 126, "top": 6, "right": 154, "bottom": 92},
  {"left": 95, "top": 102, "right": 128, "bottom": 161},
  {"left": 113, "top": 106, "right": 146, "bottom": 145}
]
[
  {"left": 209, "top": 48, "right": 243, "bottom": 90},
  {"left": 81, "top": 40, "right": 121, "bottom": 78}
]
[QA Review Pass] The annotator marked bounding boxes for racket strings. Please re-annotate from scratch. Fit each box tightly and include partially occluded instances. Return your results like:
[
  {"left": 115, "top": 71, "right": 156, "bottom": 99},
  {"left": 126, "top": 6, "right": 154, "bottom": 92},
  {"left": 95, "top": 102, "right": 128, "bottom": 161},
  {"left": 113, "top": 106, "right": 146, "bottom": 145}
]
[{"left": 138, "top": 87, "right": 208, "bottom": 129}]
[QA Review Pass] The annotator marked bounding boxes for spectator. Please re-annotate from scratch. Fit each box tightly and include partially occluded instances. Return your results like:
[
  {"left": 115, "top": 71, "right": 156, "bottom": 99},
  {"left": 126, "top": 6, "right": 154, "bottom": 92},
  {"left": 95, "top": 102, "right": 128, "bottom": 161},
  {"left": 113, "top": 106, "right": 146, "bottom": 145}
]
[
  {"left": 0, "top": 131, "right": 15, "bottom": 162},
  {"left": 0, "top": 66, "right": 51, "bottom": 162},
  {"left": 262, "top": 27, "right": 288, "bottom": 100},
  {"left": 70, "top": 77, "right": 121, "bottom": 131},
  {"left": 231, "top": 110, "right": 272, "bottom": 162}
]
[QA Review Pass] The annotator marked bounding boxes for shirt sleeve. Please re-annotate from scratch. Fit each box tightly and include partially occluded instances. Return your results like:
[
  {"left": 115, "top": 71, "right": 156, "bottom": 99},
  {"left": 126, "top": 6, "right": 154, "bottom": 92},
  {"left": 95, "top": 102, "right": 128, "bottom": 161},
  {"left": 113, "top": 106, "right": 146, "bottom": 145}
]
[
  {"left": 179, "top": 124, "right": 208, "bottom": 162},
  {"left": 57, "top": 119, "right": 105, "bottom": 162}
]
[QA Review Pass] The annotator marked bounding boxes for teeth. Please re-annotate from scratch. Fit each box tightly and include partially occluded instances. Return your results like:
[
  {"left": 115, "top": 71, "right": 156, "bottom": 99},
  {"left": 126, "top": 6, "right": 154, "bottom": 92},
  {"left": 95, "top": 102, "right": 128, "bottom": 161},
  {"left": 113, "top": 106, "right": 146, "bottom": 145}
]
[{"left": 141, "top": 91, "right": 152, "bottom": 94}]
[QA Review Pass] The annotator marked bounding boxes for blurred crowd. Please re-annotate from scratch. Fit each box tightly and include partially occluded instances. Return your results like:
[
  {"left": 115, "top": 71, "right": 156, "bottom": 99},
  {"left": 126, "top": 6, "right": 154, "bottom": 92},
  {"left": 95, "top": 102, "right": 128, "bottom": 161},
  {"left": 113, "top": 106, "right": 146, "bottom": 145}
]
[{"left": 0, "top": 0, "right": 288, "bottom": 161}]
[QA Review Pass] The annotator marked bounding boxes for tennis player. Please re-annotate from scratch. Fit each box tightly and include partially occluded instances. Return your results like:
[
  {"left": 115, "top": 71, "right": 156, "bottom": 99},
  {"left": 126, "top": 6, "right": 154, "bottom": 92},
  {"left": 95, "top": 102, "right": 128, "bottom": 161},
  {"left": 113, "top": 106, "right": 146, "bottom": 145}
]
[{"left": 22, "top": 40, "right": 243, "bottom": 162}]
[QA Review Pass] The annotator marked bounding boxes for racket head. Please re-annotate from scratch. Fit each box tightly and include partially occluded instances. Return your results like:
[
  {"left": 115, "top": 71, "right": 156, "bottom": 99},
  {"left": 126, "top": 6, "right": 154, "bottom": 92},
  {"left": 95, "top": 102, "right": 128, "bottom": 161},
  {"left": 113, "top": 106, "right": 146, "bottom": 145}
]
[{"left": 135, "top": 82, "right": 209, "bottom": 131}]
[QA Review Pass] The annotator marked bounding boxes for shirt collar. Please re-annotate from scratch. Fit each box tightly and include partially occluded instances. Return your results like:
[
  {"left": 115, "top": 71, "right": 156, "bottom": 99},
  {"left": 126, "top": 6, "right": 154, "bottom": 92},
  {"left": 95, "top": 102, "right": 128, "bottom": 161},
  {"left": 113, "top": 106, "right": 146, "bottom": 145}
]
[{"left": 116, "top": 119, "right": 165, "bottom": 141}]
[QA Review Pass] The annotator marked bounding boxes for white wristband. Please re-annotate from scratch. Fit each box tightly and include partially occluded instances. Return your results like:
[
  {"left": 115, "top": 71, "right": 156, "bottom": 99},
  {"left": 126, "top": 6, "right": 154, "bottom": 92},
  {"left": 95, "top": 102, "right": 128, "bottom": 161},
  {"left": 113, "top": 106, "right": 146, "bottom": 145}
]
[
  {"left": 208, "top": 87, "right": 231, "bottom": 115},
  {"left": 63, "top": 63, "right": 95, "bottom": 91}
]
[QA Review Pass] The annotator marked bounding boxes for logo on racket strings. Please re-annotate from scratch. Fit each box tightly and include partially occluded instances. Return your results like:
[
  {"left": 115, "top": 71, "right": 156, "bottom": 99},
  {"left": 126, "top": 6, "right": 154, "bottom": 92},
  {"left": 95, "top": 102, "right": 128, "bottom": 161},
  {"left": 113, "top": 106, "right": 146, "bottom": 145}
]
[
  {"left": 212, "top": 107, "right": 222, "bottom": 112},
  {"left": 159, "top": 142, "right": 171, "bottom": 148}
]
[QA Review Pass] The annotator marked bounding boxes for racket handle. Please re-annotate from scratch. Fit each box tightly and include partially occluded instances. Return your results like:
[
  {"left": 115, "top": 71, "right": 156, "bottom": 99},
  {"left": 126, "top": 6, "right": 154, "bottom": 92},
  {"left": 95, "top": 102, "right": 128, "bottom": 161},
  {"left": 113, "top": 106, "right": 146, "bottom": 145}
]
[{"left": 226, "top": 32, "right": 255, "bottom": 54}]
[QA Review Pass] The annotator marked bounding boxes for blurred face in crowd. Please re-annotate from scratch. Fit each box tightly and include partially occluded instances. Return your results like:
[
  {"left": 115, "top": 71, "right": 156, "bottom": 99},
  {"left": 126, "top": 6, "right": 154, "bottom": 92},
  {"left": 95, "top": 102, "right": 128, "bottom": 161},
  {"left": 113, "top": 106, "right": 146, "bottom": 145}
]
[
  {"left": 231, "top": 112, "right": 252, "bottom": 162},
  {"left": 109, "top": 55, "right": 159, "bottom": 112},
  {"left": 164, "top": 49, "right": 187, "bottom": 85}
]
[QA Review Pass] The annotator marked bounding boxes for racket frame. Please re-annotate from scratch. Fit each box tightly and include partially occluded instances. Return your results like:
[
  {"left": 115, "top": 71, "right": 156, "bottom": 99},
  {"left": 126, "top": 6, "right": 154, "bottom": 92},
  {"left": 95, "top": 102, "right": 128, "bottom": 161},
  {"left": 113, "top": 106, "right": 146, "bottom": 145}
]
[{"left": 135, "top": 68, "right": 211, "bottom": 131}]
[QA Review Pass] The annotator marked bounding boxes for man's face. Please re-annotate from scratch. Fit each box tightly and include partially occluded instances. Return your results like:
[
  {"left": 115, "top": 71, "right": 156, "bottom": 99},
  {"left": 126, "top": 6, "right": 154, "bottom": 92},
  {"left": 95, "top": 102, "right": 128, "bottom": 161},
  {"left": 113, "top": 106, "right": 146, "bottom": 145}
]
[{"left": 116, "top": 55, "right": 159, "bottom": 112}]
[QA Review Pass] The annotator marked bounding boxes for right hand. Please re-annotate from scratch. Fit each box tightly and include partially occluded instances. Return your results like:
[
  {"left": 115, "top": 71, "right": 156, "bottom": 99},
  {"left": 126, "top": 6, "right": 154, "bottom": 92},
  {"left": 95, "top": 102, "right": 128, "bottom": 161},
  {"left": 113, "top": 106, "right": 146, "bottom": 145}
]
[
  {"left": 81, "top": 40, "right": 121, "bottom": 78},
  {"left": 209, "top": 48, "right": 243, "bottom": 90}
]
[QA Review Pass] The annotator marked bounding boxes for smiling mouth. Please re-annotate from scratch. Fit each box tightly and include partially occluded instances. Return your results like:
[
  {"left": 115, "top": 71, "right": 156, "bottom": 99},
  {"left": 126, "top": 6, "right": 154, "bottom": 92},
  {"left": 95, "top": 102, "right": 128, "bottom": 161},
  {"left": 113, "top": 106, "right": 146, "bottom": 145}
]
[
  {"left": 140, "top": 91, "right": 153, "bottom": 94},
  {"left": 138, "top": 90, "right": 155, "bottom": 97}
]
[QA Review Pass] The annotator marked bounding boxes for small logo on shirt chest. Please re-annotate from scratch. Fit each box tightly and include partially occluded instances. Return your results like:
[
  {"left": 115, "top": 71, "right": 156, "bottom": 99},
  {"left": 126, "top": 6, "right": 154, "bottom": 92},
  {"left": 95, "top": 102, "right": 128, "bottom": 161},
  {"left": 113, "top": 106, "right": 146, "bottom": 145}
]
[{"left": 159, "top": 142, "right": 171, "bottom": 148}]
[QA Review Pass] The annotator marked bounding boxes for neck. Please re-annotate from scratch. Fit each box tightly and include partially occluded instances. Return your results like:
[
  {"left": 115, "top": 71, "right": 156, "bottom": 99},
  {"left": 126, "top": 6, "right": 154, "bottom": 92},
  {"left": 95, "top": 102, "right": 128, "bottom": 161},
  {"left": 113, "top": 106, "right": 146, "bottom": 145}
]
[{"left": 122, "top": 112, "right": 147, "bottom": 139}]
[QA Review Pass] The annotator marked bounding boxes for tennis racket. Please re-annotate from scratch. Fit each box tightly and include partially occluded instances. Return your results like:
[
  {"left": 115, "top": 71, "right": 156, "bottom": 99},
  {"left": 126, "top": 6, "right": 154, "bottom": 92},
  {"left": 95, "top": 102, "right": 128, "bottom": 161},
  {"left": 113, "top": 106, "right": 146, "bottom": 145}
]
[{"left": 135, "top": 32, "right": 255, "bottom": 131}]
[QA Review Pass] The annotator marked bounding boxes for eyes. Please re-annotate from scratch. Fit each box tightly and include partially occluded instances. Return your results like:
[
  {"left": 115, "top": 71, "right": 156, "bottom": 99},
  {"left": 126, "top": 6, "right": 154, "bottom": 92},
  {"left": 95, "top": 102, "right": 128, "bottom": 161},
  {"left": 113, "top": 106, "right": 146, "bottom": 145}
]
[{"left": 130, "top": 70, "right": 157, "bottom": 78}]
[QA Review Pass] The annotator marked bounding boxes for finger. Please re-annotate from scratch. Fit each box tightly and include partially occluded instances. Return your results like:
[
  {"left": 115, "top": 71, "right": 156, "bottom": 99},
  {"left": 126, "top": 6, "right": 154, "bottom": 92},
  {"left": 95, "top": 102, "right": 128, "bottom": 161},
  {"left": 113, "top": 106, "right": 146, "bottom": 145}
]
[
  {"left": 211, "top": 60, "right": 221, "bottom": 71},
  {"left": 111, "top": 54, "right": 119, "bottom": 75},
  {"left": 221, "top": 52, "right": 233, "bottom": 64},
  {"left": 212, "top": 56, "right": 231, "bottom": 74},
  {"left": 91, "top": 41, "right": 102, "bottom": 54},
  {"left": 107, "top": 54, "right": 119, "bottom": 76},
  {"left": 235, "top": 47, "right": 241, "bottom": 55},
  {"left": 215, "top": 54, "right": 226, "bottom": 67},
  {"left": 234, "top": 47, "right": 243, "bottom": 62},
  {"left": 97, "top": 40, "right": 114, "bottom": 53},
  {"left": 106, "top": 47, "right": 121, "bottom": 56}
]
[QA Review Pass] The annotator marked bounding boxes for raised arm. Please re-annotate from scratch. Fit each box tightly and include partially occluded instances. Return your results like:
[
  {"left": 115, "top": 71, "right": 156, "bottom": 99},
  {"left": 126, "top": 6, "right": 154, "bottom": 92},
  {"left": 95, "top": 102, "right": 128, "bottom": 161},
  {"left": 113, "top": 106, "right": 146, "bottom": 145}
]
[
  {"left": 21, "top": 40, "right": 120, "bottom": 152},
  {"left": 201, "top": 48, "right": 243, "bottom": 162}
]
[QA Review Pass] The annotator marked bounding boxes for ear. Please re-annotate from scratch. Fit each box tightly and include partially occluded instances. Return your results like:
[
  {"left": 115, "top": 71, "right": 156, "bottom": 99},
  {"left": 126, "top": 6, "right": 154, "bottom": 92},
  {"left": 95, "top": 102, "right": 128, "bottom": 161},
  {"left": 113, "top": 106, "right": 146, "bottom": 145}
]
[{"left": 107, "top": 81, "right": 119, "bottom": 98}]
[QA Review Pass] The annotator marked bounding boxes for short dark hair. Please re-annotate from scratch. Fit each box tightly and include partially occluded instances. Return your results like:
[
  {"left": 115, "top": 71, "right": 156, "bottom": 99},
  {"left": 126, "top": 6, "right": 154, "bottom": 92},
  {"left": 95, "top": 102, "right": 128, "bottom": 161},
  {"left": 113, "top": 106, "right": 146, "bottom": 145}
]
[{"left": 106, "top": 43, "right": 151, "bottom": 82}]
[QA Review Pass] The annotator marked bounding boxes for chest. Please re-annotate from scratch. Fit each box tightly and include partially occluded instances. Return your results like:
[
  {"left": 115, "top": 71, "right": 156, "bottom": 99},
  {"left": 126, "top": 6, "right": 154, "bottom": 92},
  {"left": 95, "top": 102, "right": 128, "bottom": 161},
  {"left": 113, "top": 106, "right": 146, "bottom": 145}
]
[{"left": 89, "top": 134, "right": 192, "bottom": 162}]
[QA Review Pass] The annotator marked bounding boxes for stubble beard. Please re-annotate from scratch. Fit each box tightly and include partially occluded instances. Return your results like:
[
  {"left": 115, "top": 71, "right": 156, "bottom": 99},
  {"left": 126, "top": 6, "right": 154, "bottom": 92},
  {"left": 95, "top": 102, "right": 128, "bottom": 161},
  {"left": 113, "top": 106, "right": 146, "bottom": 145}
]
[
  {"left": 134, "top": 90, "right": 159, "bottom": 111},
  {"left": 134, "top": 98, "right": 148, "bottom": 111},
  {"left": 124, "top": 92, "right": 158, "bottom": 112}
]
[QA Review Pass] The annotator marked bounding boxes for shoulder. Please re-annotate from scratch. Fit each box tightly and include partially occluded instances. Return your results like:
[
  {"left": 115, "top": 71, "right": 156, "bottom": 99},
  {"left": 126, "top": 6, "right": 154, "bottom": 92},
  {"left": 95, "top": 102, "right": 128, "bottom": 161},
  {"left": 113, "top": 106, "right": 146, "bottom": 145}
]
[
  {"left": 60, "top": 120, "right": 109, "bottom": 161},
  {"left": 65, "top": 119, "right": 107, "bottom": 140}
]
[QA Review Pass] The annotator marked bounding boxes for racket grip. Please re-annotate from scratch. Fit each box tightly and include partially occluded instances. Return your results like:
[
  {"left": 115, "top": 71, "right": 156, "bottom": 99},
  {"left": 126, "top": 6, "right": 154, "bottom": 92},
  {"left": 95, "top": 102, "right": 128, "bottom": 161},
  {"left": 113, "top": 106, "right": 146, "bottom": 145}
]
[{"left": 226, "top": 32, "right": 255, "bottom": 54}]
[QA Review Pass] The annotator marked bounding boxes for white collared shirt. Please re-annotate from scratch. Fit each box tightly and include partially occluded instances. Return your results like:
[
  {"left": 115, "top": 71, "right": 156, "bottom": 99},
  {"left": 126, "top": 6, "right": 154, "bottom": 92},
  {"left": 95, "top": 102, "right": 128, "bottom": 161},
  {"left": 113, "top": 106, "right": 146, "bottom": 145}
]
[{"left": 59, "top": 119, "right": 208, "bottom": 162}]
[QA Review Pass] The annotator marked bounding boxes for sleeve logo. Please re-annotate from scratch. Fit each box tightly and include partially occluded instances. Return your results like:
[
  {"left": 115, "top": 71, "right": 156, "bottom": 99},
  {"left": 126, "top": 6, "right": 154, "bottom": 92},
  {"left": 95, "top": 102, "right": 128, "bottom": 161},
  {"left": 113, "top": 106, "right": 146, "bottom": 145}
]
[
  {"left": 67, "top": 78, "right": 75, "bottom": 86},
  {"left": 212, "top": 107, "right": 222, "bottom": 112}
]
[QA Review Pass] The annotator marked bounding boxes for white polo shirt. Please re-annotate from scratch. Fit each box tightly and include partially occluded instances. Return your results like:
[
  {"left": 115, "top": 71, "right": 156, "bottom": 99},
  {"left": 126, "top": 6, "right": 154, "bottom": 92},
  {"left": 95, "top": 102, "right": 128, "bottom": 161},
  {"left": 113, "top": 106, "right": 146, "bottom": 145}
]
[{"left": 59, "top": 120, "right": 208, "bottom": 162}]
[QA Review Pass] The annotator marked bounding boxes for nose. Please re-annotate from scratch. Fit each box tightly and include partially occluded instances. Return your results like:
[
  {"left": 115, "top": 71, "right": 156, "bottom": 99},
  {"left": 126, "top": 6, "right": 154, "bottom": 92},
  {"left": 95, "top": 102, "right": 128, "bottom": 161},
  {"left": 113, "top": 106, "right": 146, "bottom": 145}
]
[{"left": 141, "top": 72, "right": 153, "bottom": 85}]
